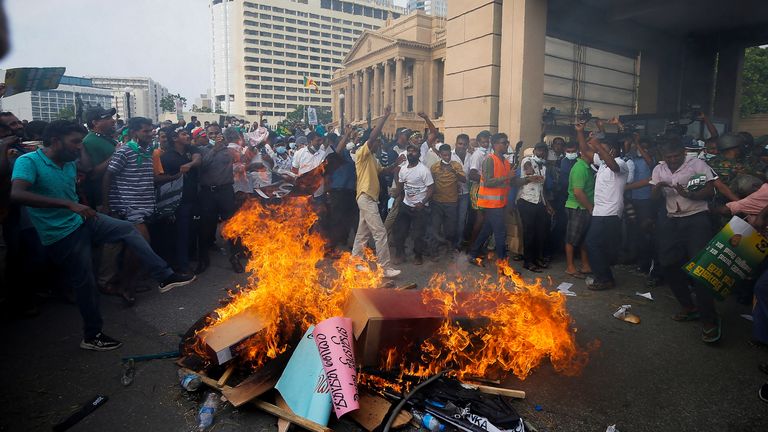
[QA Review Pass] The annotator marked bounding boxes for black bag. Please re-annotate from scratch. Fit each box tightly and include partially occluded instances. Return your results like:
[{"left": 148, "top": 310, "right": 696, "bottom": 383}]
[{"left": 410, "top": 377, "right": 525, "bottom": 432}]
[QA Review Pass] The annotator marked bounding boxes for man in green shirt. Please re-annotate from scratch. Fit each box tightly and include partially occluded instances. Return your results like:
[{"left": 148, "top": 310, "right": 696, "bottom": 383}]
[
  {"left": 81, "top": 107, "right": 117, "bottom": 208},
  {"left": 564, "top": 126, "right": 595, "bottom": 278}
]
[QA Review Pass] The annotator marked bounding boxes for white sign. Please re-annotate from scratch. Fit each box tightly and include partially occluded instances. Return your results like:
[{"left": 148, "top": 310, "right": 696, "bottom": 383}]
[{"left": 307, "top": 107, "right": 318, "bottom": 126}]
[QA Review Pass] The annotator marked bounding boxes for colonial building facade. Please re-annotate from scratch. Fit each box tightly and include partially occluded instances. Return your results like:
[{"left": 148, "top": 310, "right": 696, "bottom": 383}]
[{"left": 330, "top": 11, "right": 446, "bottom": 135}]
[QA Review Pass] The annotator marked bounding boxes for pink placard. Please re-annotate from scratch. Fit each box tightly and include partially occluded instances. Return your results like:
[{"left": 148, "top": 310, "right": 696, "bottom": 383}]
[{"left": 313, "top": 317, "right": 359, "bottom": 418}]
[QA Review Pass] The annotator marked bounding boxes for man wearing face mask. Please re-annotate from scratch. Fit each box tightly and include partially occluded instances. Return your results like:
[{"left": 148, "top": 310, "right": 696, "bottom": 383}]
[
  {"left": 517, "top": 143, "right": 554, "bottom": 272},
  {"left": 429, "top": 143, "right": 466, "bottom": 257},
  {"left": 578, "top": 124, "right": 629, "bottom": 290},
  {"left": 271, "top": 137, "right": 293, "bottom": 181},
  {"left": 467, "top": 130, "right": 492, "bottom": 248}
]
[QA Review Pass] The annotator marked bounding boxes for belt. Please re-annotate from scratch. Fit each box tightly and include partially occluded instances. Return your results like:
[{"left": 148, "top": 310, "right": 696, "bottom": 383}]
[{"left": 200, "top": 183, "right": 232, "bottom": 191}]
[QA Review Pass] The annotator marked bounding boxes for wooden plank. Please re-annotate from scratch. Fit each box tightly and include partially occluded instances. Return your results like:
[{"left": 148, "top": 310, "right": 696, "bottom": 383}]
[
  {"left": 217, "top": 364, "right": 236, "bottom": 387},
  {"left": 251, "top": 399, "right": 333, "bottom": 432},
  {"left": 394, "top": 283, "right": 418, "bottom": 291},
  {"left": 276, "top": 394, "right": 292, "bottom": 432},
  {"left": 181, "top": 368, "right": 332, "bottom": 432},
  {"left": 473, "top": 384, "right": 526, "bottom": 399},
  {"left": 348, "top": 391, "right": 412, "bottom": 431}
]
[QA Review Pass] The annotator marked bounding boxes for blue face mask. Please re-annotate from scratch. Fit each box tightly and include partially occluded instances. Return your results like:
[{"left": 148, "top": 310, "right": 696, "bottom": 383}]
[
  {"left": 276, "top": 146, "right": 287, "bottom": 155},
  {"left": 289, "top": 142, "right": 296, "bottom": 149}
]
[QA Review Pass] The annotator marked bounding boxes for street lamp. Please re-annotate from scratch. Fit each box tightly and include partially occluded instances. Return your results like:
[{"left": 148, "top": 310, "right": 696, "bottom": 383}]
[{"left": 339, "top": 92, "right": 345, "bottom": 131}]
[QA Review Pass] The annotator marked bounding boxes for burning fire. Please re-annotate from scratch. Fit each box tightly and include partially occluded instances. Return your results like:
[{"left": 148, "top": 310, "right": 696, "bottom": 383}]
[{"left": 192, "top": 198, "right": 593, "bottom": 382}]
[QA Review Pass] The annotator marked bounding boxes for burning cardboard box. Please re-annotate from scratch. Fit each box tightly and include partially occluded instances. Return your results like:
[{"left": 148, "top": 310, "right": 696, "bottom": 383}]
[
  {"left": 199, "top": 308, "right": 267, "bottom": 365},
  {"left": 344, "top": 289, "right": 486, "bottom": 367}
]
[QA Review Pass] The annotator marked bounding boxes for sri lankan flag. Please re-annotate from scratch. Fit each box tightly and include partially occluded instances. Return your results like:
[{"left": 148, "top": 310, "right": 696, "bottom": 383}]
[{"left": 303, "top": 76, "right": 319, "bottom": 93}]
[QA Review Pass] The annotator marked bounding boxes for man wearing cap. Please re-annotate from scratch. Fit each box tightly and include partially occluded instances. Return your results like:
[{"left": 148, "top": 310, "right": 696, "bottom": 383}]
[
  {"left": 192, "top": 127, "right": 209, "bottom": 148},
  {"left": 708, "top": 133, "right": 766, "bottom": 202},
  {"left": 80, "top": 107, "right": 123, "bottom": 295}
]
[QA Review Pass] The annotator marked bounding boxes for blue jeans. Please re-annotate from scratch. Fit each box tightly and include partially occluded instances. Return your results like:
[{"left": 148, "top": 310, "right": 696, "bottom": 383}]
[
  {"left": 470, "top": 207, "right": 507, "bottom": 260},
  {"left": 45, "top": 215, "right": 173, "bottom": 339},
  {"left": 585, "top": 215, "right": 621, "bottom": 284},
  {"left": 456, "top": 194, "right": 469, "bottom": 248}
]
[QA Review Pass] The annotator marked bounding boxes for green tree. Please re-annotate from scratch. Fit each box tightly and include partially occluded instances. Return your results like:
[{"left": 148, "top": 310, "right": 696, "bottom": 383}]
[
  {"left": 276, "top": 105, "right": 333, "bottom": 131},
  {"left": 740, "top": 46, "right": 768, "bottom": 117},
  {"left": 160, "top": 93, "right": 187, "bottom": 112},
  {"left": 56, "top": 106, "right": 75, "bottom": 120}
]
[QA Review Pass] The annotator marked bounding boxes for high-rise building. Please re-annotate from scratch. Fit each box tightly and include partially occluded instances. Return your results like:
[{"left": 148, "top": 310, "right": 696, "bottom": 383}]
[
  {"left": 210, "top": 0, "right": 406, "bottom": 124},
  {"left": 406, "top": 0, "right": 447, "bottom": 17},
  {"left": 0, "top": 74, "right": 114, "bottom": 122},
  {"left": 86, "top": 76, "right": 169, "bottom": 122}
]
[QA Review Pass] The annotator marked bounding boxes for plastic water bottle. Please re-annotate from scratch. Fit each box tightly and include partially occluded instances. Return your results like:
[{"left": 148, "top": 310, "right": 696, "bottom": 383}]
[
  {"left": 197, "top": 393, "right": 218, "bottom": 431},
  {"left": 411, "top": 409, "right": 445, "bottom": 432},
  {"left": 178, "top": 370, "right": 202, "bottom": 392}
]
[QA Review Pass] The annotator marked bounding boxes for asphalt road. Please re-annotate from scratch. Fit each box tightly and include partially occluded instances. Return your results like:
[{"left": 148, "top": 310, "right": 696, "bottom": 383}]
[{"left": 1, "top": 247, "right": 766, "bottom": 432}]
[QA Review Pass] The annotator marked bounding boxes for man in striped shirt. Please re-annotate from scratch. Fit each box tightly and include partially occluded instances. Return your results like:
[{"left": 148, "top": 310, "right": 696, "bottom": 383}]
[{"left": 101, "top": 117, "right": 158, "bottom": 305}]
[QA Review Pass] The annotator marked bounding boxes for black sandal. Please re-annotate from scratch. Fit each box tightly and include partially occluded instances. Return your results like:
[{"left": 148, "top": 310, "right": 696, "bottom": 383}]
[{"left": 523, "top": 264, "right": 543, "bottom": 273}]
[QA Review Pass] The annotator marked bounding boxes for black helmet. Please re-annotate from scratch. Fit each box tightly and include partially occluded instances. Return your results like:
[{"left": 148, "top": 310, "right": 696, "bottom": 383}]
[{"left": 716, "top": 133, "right": 743, "bottom": 152}]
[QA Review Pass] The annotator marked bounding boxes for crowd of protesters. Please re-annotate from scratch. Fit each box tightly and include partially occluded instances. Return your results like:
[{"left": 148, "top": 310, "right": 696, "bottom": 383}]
[{"left": 2, "top": 105, "right": 768, "bottom": 391}]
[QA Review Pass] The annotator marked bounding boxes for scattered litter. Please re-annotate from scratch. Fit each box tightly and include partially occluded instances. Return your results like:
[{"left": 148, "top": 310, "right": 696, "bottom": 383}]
[
  {"left": 585, "top": 276, "right": 595, "bottom": 286},
  {"left": 556, "top": 282, "right": 576, "bottom": 297},
  {"left": 613, "top": 305, "right": 640, "bottom": 324},
  {"left": 635, "top": 292, "right": 653, "bottom": 301},
  {"left": 121, "top": 359, "right": 135, "bottom": 386},
  {"left": 740, "top": 314, "right": 754, "bottom": 321},
  {"left": 178, "top": 307, "right": 185, "bottom": 310},
  {"left": 606, "top": 425, "right": 619, "bottom": 432},
  {"left": 534, "top": 404, "right": 543, "bottom": 411}
]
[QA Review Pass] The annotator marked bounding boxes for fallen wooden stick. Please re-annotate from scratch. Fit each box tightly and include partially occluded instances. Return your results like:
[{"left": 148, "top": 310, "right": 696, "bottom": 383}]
[
  {"left": 180, "top": 368, "right": 332, "bottom": 432},
  {"left": 473, "top": 384, "right": 525, "bottom": 399},
  {"left": 217, "top": 364, "right": 236, "bottom": 387},
  {"left": 394, "top": 283, "right": 418, "bottom": 291}
]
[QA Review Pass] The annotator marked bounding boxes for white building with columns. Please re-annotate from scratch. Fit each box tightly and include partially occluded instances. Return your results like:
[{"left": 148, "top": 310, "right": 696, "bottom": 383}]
[{"left": 330, "top": 11, "right": 446, "bottom": 135}]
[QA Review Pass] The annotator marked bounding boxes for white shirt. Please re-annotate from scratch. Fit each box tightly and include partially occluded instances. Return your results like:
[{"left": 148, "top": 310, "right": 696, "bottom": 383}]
[
  {"left": 468, "top": 147, "right": 488, "bottom": 177},
  {"left": 592, "top": 157, "right": 629, "bottom": 217},
  {"left": 517, "top": 156, "right": 546, "bottom": 204},
  {"left": 398, "top": 162, "right": 434, "bottom": 207},
  {"left": 453, "top": 150, "right": 470, "bottom": 195},
  {"left": 292, "top": 145, "right": 329, "bottom": 175}
]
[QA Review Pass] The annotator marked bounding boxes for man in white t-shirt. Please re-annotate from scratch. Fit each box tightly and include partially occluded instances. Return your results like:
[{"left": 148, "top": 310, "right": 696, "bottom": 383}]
[
  {"left": 393, "top": 144, "right": 434, "bottom": 265},
  {"left": 291, "top": 132, "right": 330, "bottom": 197},
  {"left": 583, "top": 136, "right": 629, "bottom": 290}
]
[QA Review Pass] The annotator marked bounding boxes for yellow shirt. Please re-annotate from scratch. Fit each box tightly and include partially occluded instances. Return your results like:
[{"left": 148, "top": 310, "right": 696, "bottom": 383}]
[
  {"left": 430, "top": 160, "right": 465, "bottom": 203},
  {"left": 353, "top": 143, "right": 381, "bottom": 201}
]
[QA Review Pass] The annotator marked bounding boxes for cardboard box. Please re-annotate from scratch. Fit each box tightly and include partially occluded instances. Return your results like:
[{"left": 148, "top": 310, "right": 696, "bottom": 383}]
[
  {"left": 344, "top": 289, "right": 485, "bottom": 367},
  {"left": 200, "top": 308, "right": 267, "bottom": 365}
]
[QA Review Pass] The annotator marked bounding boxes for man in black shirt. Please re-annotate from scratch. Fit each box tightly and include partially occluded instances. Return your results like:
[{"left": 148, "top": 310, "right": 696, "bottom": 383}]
[{"left": 160, "top": 129, "right": 201, "bottom": 275}]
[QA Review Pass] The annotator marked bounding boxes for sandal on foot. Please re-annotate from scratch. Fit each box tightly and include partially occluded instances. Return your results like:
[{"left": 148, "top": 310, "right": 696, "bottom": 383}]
[
  {"left": 523, "top": 264, "right": 543, "bottom": 273},
  {"left": 672, "top": 310, "right": 700, "bottom": 322},
  {"left": 701, "top": 318, "right": 721, "bottom": 343},
  {"left": 565, "top": 270, "right": 586, "bottom": 279}
]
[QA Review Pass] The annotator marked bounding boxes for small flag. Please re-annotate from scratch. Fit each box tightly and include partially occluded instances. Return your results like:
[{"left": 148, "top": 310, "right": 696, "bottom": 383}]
[{"left": 303, "top": 76, "right": 320, "bottom": 93}]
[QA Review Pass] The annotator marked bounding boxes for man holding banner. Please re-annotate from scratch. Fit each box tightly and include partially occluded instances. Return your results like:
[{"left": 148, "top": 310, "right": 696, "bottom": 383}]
[{"left": 650, "top": 138, "right": 721, "bottom": 343}]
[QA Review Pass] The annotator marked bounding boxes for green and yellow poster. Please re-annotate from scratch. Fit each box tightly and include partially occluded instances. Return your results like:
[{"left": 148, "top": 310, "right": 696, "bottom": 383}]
[
  {"left": 685, "top": 216, "right": 768, "bottom": 299},
  {"left": 3, "top": 67, "right": 65, "bottom": 97}
]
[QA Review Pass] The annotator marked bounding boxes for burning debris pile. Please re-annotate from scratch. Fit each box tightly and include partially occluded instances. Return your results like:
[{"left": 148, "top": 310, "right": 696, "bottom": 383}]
[{"left": 178, "top": 197, "right": 593, "bottom": 431}]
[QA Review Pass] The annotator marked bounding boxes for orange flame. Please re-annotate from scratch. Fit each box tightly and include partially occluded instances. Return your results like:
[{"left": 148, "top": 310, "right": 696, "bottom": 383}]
[{"left": 192, "top": 198, "right": 593, "bottom": 381}]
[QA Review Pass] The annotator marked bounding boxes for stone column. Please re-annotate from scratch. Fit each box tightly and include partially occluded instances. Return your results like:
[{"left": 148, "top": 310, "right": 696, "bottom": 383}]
[
  {"left": 362, "top": 67, "right": 371, "bottom": 121},
  {"left": 498, "top": 0, "right": 548, "bottom": 147},
  {"left": 347, "top": 74, "right": 355, "bottom": 122},
  {"left": 356, "top": 71, "right": 364, "bottom": 121},
  {"left": 373, "top": 64, "right": 382, "bottom": 117},
  {"left": 713, "top": 45, "right": 745, "bottom": 129},
  {"left": 394, "top": 56, "right": 405, "bottom": 115},
  {"left": 383, "top": 60, "right": 392, "bottom": 110},
  {"left": 428, "top": 60, "right": 439, "bottom": 118},
  {"left": 413, "top": 60, "right": 424, "bottom": 114}
]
